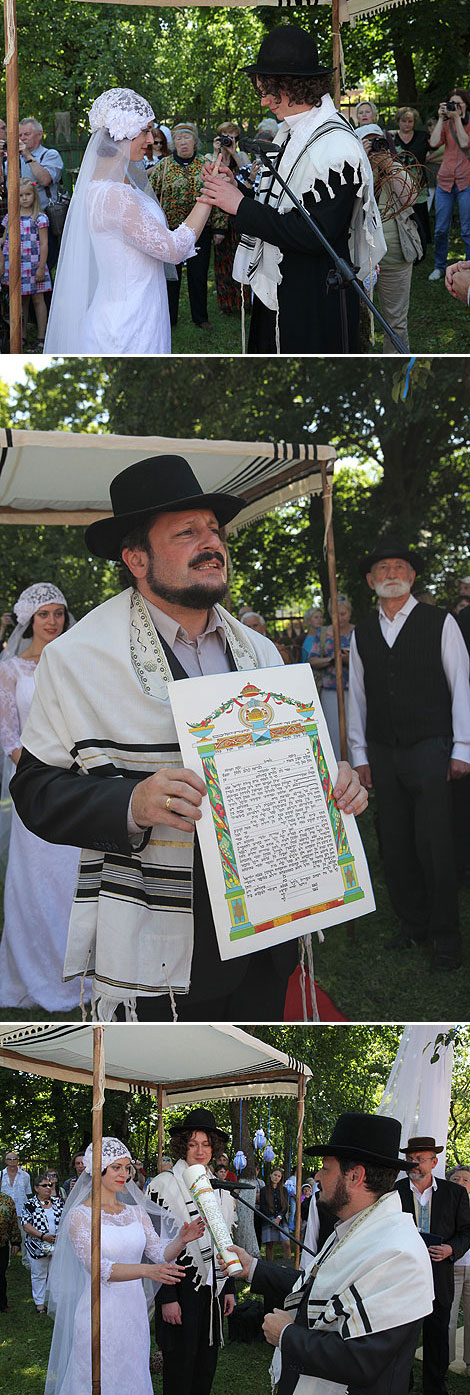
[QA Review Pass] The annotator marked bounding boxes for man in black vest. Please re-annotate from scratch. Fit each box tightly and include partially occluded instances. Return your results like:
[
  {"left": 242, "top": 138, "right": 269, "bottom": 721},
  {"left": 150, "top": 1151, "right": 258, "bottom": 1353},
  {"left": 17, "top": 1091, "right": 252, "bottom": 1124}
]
[
  {"left": 348, "top": 535, "right": 470, "bottom": 971},
  {"left": 10, "top": 455, "right": 367, "bottom": 1020},
  {"left": 396, "top": 1134, "right": 470, "bottom": 1395}
]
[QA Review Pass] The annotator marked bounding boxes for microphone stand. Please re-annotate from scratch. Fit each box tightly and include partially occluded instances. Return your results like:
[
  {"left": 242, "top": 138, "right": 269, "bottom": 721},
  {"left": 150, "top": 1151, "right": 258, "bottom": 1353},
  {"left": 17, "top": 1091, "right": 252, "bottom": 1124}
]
[
  {"left": 211, "top": 1179, "right": 319, "bottom": 1262},
  {"left": 243, "top": 143, "right": 407, "bottom": 354}
]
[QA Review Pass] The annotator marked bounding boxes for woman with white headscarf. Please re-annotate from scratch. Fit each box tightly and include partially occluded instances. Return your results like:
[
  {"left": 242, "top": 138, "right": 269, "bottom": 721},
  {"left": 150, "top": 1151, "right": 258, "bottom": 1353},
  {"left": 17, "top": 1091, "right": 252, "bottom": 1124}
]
[
  {"left": 45, "top": 1137, "right": 204, "bottom": 1395},
  {"left": 44, "top": 88, "right": 212, "bottom": 353},
  {"left": 0, "top": 583, "right": 84, "bottom": 1011}
]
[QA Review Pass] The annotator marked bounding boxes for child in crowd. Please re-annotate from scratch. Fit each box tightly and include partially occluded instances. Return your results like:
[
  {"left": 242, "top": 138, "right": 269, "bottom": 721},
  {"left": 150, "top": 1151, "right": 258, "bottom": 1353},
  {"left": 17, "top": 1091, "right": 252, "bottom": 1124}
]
[{"left": 0, "top": 177, "right": 51, "bottom": 349}]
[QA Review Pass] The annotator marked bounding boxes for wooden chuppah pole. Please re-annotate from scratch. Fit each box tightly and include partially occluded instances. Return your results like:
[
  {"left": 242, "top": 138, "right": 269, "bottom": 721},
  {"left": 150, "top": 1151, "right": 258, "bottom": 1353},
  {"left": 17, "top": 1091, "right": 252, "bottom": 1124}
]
[
  {"left": 158, "top": 1083, "right": 163, "bottom": 1172},
  {"left": 3, "top": 0, "right": 22, "bottom": 352},
  {"left": 332, "top": 0, "right": 342, "bottom": 112},
  {"left": 320, "top": 462, "right": 347, "bottom": 762},
  {"left": 91, "top": 1026, "right": 104, "bottom": 1395},
  {"left": 294, "top": 1073, "right": 306, "bottom": 1269}
]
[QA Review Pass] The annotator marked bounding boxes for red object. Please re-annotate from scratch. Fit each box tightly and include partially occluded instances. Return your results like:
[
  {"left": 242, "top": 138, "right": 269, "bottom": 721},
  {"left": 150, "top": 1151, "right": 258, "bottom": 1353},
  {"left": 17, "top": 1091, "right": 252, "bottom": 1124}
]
[{"left": 284, "top": 965, "right": 347, "bottom": 1022}]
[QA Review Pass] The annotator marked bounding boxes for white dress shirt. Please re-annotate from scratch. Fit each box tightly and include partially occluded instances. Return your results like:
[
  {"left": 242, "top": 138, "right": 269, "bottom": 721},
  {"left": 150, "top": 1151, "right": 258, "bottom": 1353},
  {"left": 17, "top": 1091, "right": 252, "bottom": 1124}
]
[{"left": 348, "top": 594, "right": 470, "bottom": 765}]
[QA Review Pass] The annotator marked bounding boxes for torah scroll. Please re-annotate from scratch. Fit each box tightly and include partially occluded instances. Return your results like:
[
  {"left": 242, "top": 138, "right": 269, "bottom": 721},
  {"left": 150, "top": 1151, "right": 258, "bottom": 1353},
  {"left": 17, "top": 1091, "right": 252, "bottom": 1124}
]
[{"left": 183, "top": 1164, "right": 243, "bottom": 1275}]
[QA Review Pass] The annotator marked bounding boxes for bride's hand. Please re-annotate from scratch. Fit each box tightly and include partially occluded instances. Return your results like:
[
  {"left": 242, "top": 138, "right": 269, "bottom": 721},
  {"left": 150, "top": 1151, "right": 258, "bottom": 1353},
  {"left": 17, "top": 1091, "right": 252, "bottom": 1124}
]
[
  {"left": 179, "top": 1218, "right": 205, "bottom": 1245},
  {"left": 148, "top": 1262, "right": 186, "bottom": 1283}
]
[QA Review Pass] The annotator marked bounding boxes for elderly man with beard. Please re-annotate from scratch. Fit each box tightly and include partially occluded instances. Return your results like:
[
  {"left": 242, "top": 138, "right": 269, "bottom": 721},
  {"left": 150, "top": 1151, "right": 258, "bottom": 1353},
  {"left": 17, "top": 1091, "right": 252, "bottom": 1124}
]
[
  {"left": 227, "top": 1112, "right": 434, "bottom": 1395},
  {"left": 348, "top": 535, "right": 470, "bottom": 971},
  {"left": 11, "top": 454, "right": 366, "bottom": 1021}
]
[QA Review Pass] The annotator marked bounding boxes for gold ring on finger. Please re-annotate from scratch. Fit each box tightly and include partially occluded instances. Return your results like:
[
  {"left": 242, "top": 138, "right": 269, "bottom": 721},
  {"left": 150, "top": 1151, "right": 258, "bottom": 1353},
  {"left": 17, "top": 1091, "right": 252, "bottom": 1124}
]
[{"left": 166, "top": 796, "right": 171, "bottom": 811}]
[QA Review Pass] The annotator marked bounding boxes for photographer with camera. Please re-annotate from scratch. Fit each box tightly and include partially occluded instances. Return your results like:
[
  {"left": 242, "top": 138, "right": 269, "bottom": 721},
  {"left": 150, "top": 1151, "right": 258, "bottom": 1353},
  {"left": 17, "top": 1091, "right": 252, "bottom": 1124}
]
[
  {"left": 209, "top": 124, "right": 251, "bottom": 316},
  {"left": 356, "top": 124, "right": 420, "bottom": 352},
  {"left": 428, "top": 89, "right": 470, "bottom": 282}
]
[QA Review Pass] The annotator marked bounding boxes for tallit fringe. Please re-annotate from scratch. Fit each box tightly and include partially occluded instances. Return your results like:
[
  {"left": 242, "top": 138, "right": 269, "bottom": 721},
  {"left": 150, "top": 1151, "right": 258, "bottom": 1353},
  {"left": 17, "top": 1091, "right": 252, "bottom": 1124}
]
[
  {"left": 299, "top": 934, "right": 322, "bottom": 1022},
  {"left": 241, "top": 277, "right": 246, "bottom": 355},
  {"left": 93, "top": 992, "right": 138, "bottom": 1022},
  {"left": 275, "top": 304, "right": 281, "bottom": 354}
]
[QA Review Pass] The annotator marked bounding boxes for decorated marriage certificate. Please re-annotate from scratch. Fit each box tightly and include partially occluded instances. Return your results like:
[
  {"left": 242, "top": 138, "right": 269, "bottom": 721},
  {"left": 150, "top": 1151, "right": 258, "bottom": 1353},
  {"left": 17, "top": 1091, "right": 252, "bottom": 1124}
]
[{"left": 169, "top": 664, "right": 375, "bottom": 962}]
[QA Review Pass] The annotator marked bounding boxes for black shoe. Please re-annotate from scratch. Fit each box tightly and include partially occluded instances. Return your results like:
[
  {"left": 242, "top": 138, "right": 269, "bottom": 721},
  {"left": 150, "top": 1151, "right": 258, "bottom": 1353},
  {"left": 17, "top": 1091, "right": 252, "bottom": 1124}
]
[
  {"left": 433, "top": 953, "right": 462, "bottom": 972},
  {"left": 386, "top": 923, "right": 427, "bottom": 951}
]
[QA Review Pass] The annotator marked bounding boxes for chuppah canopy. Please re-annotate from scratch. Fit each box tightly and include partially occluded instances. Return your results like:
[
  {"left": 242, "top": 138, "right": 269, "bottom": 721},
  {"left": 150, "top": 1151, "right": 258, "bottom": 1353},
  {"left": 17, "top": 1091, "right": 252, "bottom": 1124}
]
[{"left": 0, "top": 426, "right": 336, "bottom": 531}]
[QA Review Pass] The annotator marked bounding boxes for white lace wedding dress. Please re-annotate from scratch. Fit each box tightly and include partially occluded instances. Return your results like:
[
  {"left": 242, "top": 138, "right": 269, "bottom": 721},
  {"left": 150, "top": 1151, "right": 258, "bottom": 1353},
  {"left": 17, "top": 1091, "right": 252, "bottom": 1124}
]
[
  {"left": 59, "top": 1204, "right": 166, "bottom": 1394},
  {"left": 0, "top": 657, "right": 84, "bottom": 1010},
  {"left": 80, "top": 182, "right": 197, "bottom": 353}
]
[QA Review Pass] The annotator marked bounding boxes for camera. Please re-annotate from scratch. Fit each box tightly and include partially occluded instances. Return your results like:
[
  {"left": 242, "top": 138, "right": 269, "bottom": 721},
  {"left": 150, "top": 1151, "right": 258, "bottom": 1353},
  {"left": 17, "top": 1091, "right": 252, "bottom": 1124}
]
[
  {"left": 217, "top": 134, "right": 234, "bottom": 149},
  {"left": 370, "top": 136, "right": 389, "bottom": 153},
  {"left": 446, "top": 101, "right": 457, "bottom": 112}
]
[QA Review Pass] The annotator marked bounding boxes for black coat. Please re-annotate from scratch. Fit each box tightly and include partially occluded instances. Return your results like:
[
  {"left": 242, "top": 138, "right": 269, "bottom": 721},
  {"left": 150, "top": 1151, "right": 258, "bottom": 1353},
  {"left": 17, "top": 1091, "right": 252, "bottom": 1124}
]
[
  {"left": 395, "top": 1176, "right": 470, "bottom": 1304},
  {"left": 235, "top": 164, "right": 361, "bottom": 354},
  {"left": 251, "top": 1259, "right": 422, "bottom": 1395}
]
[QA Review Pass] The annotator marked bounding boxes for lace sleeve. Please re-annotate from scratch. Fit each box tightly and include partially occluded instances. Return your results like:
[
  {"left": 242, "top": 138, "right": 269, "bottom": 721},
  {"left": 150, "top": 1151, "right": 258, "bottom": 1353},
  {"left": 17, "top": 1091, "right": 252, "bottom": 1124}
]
[
  {"left": 0, "top": 661, "right": 22, "bottom": 755},
  {"left": 138, "top": 1207, "right": 167, "bottom": 1263},
  {"left": 90, "top": 183, "right": 197, "bottom": 265},
  {"left": 68, "top": 1208, "right": 114, "bottom": 1284}
]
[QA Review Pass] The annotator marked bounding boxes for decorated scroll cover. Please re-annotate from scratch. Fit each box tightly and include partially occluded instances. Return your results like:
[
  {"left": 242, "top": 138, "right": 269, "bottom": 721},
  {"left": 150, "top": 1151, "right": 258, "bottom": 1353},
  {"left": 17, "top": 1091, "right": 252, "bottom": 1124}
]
[
  {"left": 169, "top": 664, "right": 375, "bottom": 962},
  {"left": 183, "top": 1164, "right": 243, "bottom": 1275}
]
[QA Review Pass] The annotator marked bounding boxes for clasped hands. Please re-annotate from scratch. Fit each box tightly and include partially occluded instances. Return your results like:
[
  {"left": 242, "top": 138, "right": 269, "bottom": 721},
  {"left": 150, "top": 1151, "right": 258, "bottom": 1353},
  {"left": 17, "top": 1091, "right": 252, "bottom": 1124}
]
[
  {"left": 197, "top": 159, "right": 243, "bottom": 217},
  {"left": 130, "top": 759, "right": 368, "bottom": 832}
]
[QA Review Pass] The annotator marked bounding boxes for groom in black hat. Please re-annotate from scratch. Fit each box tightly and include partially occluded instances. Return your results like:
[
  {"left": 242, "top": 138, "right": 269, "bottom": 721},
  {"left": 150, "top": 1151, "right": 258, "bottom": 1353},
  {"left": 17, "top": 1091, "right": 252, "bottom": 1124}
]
[
  {"left": 348, "top": 534, "right": 470, "bottom": 971},
  {"left": 230, "top": 1112, "right": 434, "bottom": 1395},
  {"left": 200, "top": 25, "right": 385, "bottom": 354},
  {"left": 11, "top": 454, "right": 366, "bottom": 1020}
]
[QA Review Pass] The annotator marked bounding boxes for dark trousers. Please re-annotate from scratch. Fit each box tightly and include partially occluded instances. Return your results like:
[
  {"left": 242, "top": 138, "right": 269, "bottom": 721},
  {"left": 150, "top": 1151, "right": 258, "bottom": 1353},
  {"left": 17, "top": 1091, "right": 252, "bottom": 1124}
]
[
  {"left": 156, "top": 1285, "right": 221, "bottom": 1395},
  {"left": 136, "top": 946, "right": 288, "bottom": 1021},
  {"left": 167, "top": 226, "right": 212, "bottom": 326},
  {"left": 422, "top": 1297, "right": 451, "bottom": 1395},
  {"left": 0, "top": 1243, "right": 9, "bottom": 1310},
  {"left": 369, "top": 737, "right": 461, "bottom": 958}
]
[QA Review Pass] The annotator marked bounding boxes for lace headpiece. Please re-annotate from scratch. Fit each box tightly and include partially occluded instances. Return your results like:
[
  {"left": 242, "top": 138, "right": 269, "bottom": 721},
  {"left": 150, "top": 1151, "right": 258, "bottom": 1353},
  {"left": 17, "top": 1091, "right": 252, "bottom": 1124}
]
[
  {"left": 84, "top": 1137, "right": 132, "bottom": 1174},
  {"left": 88, "top": 89, "right": 155, "bottom": 142},
  {"left": 14, "top": 583, "right": 67, "bottom": 627}
]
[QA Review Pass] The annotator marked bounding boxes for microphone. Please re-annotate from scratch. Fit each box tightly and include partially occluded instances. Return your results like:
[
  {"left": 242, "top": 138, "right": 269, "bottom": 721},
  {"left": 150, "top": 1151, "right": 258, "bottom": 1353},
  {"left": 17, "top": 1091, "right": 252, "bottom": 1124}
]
[
  {"left": 210, "top": 1178, "right": 254, "bottom": 1191},
  {"left": 241, "top": 139, "right": 279, "bottom": 158}
]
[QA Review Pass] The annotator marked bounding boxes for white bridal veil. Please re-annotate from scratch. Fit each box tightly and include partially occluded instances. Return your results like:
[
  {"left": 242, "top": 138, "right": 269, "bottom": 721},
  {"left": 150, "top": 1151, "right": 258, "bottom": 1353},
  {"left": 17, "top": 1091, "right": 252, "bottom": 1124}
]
[
  {"left": 44, "top": 1137, "right": 179, "bottom": 1395},
  {"left": 44, "top": 88, "right": 168, "bottom": 353}
]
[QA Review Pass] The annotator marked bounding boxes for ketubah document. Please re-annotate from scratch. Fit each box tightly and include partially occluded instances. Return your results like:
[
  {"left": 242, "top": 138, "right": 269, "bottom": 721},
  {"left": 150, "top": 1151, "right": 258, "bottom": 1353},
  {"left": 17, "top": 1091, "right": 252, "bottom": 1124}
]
[{"left": 169, "top": 663, "right": 375, "bottom": 962}]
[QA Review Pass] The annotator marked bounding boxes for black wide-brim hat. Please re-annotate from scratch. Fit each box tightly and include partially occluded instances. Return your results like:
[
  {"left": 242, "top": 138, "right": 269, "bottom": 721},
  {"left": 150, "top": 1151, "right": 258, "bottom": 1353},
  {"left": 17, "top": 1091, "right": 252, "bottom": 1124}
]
[
  {"left": 359, "top": 533, "right": 423, "bottom": 579},
  {"left": 305, "top": 1112, "right": 413, "bottom": 1171},
  {"left": 168, "top": 1107, "right": 229, "bottom": 1144},
  {"left": 243, "top": 25, "right": 334, "bottom": 79},
  {"left": 84, "top": 456, "right": 246, "bottom": 561}
]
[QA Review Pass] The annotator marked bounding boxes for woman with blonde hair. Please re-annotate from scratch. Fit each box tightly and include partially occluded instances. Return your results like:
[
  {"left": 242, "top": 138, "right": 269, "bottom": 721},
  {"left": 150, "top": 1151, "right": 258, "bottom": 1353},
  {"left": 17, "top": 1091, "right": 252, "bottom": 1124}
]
[{"left": 392, "top": 106, "right": 431, "bottom": 253}]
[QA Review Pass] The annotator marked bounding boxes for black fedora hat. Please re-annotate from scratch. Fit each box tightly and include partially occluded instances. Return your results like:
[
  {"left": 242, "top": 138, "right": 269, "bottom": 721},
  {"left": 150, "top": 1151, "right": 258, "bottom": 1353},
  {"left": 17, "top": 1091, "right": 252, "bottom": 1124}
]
[
  {"left": 168, "top": 1107, "right": 229, "bottom": 1144},
  {"left": 401, "top": 1135, "right": 444, "bottom": 1156},
  {"left": 84, "top": 456, "right": 246, "bottom": 561},
  {"left": 359, "top": 533, "right": 423, "bottom": 579},
  {"left": 305, "top": 1112, "right": 413, "bottom": 1171},
  {"left": 244, "top": 25, "right": 334, "bottom": 79}
]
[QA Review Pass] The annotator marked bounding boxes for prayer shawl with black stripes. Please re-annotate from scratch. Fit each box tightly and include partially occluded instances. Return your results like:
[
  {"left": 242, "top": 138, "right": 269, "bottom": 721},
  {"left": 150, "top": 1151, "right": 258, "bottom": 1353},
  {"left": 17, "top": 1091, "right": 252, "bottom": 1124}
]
[
  {"left": 233, "top": 95, "right": 386, "bottom": 324},
  {"left": 147, "top": 1159, "right": 235, "bottom": 1343},
  {"left": 20, "top": 587, "right": 282, "bottom": 1018},
  {"left": 270, "top": 1191, "right": 434, "bottom": 1395}
]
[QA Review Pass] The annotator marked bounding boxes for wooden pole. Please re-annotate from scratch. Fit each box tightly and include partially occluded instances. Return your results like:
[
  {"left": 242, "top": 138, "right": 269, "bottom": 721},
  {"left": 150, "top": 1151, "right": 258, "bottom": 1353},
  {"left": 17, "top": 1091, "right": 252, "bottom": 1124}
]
[
  {"left": 332, "top": 0, "right": 341, "bottom": 112},
  {"left": 158, "top": 1084, "right": 163, "bottom": 1172},
  {"left": 320, "top": 462, "right": 347, "bottom": 762},
  {"left": 91, "top": 1026, "right": 103, "bottom": 1395},
  {"left": 294, "top": 1073, "right": 305, "bottom": 1270},
  {"left": 3, "top": 0, "right": 22, "bottom": 352}
]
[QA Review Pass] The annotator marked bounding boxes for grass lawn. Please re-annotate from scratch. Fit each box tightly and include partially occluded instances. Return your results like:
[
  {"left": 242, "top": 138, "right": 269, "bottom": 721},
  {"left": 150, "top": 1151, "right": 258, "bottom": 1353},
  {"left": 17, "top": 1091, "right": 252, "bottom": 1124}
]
[
  {"left": 2, "top": 1251, "right": 469, "bottom": 1395},
  {"left": 0, "top": 802, "right": 468, "bottom": 1025}
]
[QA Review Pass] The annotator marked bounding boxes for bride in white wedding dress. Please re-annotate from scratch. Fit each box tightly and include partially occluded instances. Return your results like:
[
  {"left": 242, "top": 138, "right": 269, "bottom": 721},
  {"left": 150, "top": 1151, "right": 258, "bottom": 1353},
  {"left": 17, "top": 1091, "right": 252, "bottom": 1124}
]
[
  {"left": 44, "top": 88, "right": 212, "bottom": 353},
  {"left": 45, "top": 1138, "right": 205, "bottom": 1395}
]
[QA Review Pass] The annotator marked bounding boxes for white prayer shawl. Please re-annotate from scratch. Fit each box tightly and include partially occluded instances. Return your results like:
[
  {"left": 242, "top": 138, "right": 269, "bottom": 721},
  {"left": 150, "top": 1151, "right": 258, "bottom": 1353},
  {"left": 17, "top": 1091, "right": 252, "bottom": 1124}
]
[
  {"left": 271, "top": 1191, "right": 434, "bottom": 1395},
  {"left": 20, "top": 588, "right": 283, "bottom": 1017},
  {"left": 233, "top": 95, "right": 386, "bottom": 314},
  {"left": 147, "top": 1159, "right": 235, "bottom": 1309}
]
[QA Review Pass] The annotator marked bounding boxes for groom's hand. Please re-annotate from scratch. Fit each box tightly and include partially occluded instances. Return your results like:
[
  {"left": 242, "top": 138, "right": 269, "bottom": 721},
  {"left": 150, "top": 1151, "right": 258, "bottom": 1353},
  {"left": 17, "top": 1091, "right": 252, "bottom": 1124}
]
[{"left": 162, "top": 1301, "right": 182, "bottom": 1325}]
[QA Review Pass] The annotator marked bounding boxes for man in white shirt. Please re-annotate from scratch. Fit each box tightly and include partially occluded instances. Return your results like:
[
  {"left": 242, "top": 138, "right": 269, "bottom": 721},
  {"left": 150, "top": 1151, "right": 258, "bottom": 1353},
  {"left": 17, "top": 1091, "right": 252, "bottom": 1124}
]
[
  {"left": 348, "top": 534, "right": 470, "bottom": 971},
  {"left": 1, "top": 1150, "right": 31, "bottom": 1217}
]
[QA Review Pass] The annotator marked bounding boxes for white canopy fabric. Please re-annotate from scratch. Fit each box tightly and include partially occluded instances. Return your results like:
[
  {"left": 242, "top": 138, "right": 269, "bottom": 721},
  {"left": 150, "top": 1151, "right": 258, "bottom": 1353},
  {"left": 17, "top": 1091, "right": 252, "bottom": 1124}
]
[
  {"left": 0, "top": 428, "right": 335, "bottom": 533},
  {"left": 0, "top": 1023, "right": 312, "bottom": 1102},
  {"left": 377, "top": 1024, "right": 454, "bottom": 1177},
  {"left": 70, "top": 0, "right": 415, "bottom": 21}
]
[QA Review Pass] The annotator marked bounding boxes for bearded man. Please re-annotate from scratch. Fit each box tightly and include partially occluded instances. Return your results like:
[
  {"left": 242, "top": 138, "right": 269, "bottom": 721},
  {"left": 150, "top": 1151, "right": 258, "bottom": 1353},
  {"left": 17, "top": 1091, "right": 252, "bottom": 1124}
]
[
  {"left": 11, "top": 455, "right": 366, "bottom": 1020},
  {"left": 348, "top": 534, "right": 470, "bottom": 970}
]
